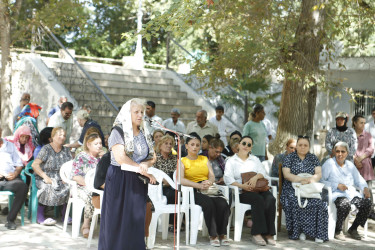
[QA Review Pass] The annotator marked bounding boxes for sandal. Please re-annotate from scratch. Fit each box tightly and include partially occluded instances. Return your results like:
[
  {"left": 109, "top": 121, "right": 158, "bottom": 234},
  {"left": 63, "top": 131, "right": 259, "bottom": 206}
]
[
  {"left": 209, "top": 238, "right": 220, "bottom": 247},
  {"left": 40, "top": 218, "right": 57, "bottom": 226},
  {"left": 220, "top": 236, "right": 230, "bottom": 246},
  {"left": 81, "top": 226, "right": 90, "bottom": 238},
  {"left": 252, "top": 235, "right": 266, "bottom": 246}
]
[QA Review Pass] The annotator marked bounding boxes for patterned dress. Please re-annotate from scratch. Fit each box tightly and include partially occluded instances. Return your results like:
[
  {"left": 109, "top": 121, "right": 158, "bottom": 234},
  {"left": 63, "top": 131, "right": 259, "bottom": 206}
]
[
  {"left": 35, "top": 144, "right": 72, "bottom": 206},
  {"left": 71, "top": 151, "right": 100, "bottom": 219},
  {"left": 281, "top": 152, "right": 328, "bottom": 241}
]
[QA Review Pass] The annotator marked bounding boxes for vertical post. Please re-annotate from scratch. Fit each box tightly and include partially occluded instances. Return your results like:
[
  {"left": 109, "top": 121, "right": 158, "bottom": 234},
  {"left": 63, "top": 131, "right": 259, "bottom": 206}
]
[
  {"left": 31, "top": 9, "right": 36, "bottom": 53},
  {"left": 166, "top": 32, "right": 170, "bottom": 69},
  {"left": 244, "top": 94, "right": 249, "bottom": 125},
  {"left": 134, "top": 0, "right": 144, "bottom": 69}
]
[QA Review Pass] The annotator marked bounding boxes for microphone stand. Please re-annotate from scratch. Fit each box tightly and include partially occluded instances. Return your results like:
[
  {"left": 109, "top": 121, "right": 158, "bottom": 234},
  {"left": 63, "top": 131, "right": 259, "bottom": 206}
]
[{"left": 148, "top": 119, "right": 193, "bottom": 250}]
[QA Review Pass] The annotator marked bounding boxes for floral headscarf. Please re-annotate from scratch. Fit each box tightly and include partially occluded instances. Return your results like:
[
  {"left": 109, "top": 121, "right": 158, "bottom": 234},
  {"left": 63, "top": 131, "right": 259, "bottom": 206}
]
[
  {"left": 113, "top": 99, "right": 154, "bottom": 157},
  {"left": 5, "top": 125, "right": 35, "bottom": 165}
]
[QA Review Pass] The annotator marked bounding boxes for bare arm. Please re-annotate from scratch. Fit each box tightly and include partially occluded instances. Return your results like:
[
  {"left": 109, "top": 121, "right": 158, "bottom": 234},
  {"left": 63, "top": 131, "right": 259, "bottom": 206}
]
[
  {"left": 72, "top": 175, "right": 85, "bottom": 186},
  {"left": 309, "top": 166, "right": 322, "bottom": 183},
  {"left": 206, "top": 161, "right": 215, "bottom": 184},
  {"left": 64, "top": 141, "right": 81, "bottom": 149},
  {"left": 282, "top": 167, "right": 306, "bottom": 183},
  {"left": 112, "top": 144, "right": 139, "bottom": 167},
  {"left": 32, "top": 159, "right": 52, "bottom": 184}
]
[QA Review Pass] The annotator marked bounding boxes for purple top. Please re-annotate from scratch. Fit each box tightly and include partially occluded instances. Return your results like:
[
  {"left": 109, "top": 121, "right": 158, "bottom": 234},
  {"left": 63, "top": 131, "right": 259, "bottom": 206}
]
[{"left": 355, "top": 130, "right": 374, "bottom": 181}]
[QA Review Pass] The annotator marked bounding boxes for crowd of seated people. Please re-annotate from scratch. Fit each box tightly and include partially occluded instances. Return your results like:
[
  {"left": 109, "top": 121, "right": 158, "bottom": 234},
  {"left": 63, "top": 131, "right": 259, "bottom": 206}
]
[{"left": 2, "top": 95, "right": 375, "bottom": 249}]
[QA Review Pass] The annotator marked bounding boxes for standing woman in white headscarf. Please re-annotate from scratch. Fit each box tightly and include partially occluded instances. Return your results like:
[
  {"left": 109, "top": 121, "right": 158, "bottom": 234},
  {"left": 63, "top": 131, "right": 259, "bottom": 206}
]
[{"left": 99, "top": 98, "right": 156, "bottom": 250}]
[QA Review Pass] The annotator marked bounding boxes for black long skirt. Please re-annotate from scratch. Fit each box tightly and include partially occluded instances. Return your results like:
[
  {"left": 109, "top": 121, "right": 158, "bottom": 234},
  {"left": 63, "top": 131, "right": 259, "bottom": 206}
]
[{"left": 99, "top": 164, "right": 147, "bottom": 250}]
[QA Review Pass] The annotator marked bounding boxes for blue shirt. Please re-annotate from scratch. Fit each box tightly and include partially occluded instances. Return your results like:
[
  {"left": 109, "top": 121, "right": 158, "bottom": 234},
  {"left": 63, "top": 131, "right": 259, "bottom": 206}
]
[{"left": 321, "top": 157, "right": 367, "bottom": 202}]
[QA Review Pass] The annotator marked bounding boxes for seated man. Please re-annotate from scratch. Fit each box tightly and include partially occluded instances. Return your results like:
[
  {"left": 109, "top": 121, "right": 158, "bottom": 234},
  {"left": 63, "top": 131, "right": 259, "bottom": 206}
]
[
  {"left": 321, "top": 141, "right": 372, "bottom": 241},
  {"left": 0, "top": 128, "right": 28, "bottom": 230}
]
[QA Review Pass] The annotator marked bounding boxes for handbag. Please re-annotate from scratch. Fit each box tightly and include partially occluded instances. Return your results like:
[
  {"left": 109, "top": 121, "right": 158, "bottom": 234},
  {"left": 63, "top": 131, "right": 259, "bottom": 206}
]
[
  {"left": 292, "top": 173, "right": 324, "bottom": 208},
  {"left": 241, "top": 172, "right": 270, "bottom": 193},
  {"left": 199, "top": 183, "right": 222, "bottom": 196}
]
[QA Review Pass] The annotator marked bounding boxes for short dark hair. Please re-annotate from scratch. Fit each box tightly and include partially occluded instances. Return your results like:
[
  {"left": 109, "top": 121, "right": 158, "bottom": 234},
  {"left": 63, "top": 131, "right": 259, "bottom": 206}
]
[
  {"left": 230, "top": 130, "right": 242, "bottom": 139},
  {"left": 146, "top": 101, "right": 156, "bottom": 108},
  {"left": 38, "top": 127, "right": 53, "bottom": 145},
  {"left": 61, "top": 101, "right": 73, "bottom": 110},
  {"left": 209, "top": 138, "right": 225, "bottom": 149},
  {"left": 215, "top": 105, "right": 224, "bottom": 111},
  {"left": 372, "top": 107, "right": 375, "bottom": 113}
]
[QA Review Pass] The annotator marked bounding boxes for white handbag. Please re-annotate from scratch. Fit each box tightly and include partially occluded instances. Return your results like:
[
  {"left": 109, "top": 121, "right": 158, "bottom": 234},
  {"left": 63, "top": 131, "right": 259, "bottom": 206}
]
[{"left": 292, "top": 173, "right": 324, "bottom": 208}]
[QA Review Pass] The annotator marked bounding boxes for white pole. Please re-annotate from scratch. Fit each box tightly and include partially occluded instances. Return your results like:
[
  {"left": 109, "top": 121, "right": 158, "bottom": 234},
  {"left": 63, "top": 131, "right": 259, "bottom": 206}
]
[{"left": 134, "top": 0, "right": 144, "bottom": 69}]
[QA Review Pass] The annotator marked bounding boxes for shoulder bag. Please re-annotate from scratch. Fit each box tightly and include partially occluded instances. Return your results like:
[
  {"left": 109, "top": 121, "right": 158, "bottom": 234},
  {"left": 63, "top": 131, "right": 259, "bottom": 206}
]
[
  {"left": 241, "top": 172, "right": 270, "bottom": 193},
  {"left": 292, "top": 173, "right": 324, "bottom": 208}
]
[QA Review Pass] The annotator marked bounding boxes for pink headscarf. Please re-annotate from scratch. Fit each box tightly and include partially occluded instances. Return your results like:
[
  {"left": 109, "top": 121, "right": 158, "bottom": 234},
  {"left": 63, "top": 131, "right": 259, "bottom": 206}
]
[{"left": 5, "top": 125, "right": 35, "bottom": 165}]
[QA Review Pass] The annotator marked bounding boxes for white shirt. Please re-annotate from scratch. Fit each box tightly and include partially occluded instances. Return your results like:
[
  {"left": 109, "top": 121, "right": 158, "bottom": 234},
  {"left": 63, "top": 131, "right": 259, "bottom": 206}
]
[
  {"left": 224, "top": 154, "right": 269, "bottom": 189},
  {"left": 48, "top": 111, "right": 73, "bottom": 144},
  {"left": 144, "top": 114, "right": 163, "bottom": 134},
  {"left": 0, "top": 139, "right": 23, "bottom": 176},
  {"left": 365, "top": 120, "right": 375, "bottom": 158},
  {"left": 209, "top": 117, "right": 234, "bottom": 145},
  {"left": 262, "top": 118, "right": 274, "bottom": 143},
  {"left": 162, "top": 118, "right": 186, "bottom": 133}
]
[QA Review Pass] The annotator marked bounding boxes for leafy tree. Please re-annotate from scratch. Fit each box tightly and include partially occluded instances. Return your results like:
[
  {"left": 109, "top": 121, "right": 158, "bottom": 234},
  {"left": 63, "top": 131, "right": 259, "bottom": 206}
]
[
  {"left": 143, "top": 0, "right": 375, "bottom": 154},
  {"left": 0, "top": 0, "right": 88, "bottom": 134}
]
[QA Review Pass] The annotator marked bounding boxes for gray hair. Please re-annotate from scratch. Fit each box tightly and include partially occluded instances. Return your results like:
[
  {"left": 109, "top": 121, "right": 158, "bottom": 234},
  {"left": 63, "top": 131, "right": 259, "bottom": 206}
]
[
  {"left": 171, "top": 108, "right": 180, "bottom": 114},
  {"left": 334, "top": 141, "right": 349, "bottom": 152},
  {"left": 130, "top": 98, "right": 146, "bottom": 109},
  {"left": 197, "top": 109, "right": 207, "bottom": 118},
  {"left": 76, "top": 109, "right": 90, "bottom": 120}
]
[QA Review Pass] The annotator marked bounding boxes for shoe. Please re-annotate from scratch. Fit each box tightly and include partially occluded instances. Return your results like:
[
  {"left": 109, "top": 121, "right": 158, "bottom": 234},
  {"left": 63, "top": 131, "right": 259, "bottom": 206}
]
[
  {"left": 252, "top": 235, "right": 266, "bottom": 246},
  {"left": 5, "top": 221, "right": 17, "bottom": 230},
  {"left": 315, "top": 238, "right": 324, "bottom": 243},
  {"left": 347, "top": 228, "right": 361, "bottom": 240},
  {"left": 299, "top": 233, "right": 306, "bottom": 241},
  {"left": 220, "top": 236, "right": 230, "bottom": 246},
  {"left": 263, "top": 236, "right": 276, "bottom": 245},
  {"left": 209, "top": 238, "right": 220, "bottom": 247},
  {"left": 40, "top": 218, "right": 57, "bottom": 226},
  {"left": 81, "top": 226, "right": 90, "bottom": 238},
  {"left": 334, "top": 231, "right": 346, "bottom": 241},
  {"left": 368, "top": 211, "right": 375, "bottom": 221}
]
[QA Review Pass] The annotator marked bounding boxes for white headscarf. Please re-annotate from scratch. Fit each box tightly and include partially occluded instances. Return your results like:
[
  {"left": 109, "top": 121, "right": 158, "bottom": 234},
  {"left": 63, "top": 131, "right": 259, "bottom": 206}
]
[{"left": 113, "top": 98, "right": 154, "bottom": 156}]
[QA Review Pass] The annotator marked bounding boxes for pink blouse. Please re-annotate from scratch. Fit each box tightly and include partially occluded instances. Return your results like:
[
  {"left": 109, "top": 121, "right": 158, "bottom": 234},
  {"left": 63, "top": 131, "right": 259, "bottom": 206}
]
[{"left": 355, "top": 130, "right": 374, "bottom": 181}]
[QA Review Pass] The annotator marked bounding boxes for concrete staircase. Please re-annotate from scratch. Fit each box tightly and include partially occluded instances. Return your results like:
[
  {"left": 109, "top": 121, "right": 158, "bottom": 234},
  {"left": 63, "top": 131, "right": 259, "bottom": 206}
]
[{"left": 42, "top": 58, "right": 201, "bottom": 133}]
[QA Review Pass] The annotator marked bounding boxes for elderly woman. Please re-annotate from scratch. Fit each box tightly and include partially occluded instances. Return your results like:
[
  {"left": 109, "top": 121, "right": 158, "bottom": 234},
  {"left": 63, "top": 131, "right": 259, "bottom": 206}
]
[
  {"left": 352, "top": 115, "right": 374, "bottom": 202},
  {"left": 181, "top": 132, "right": 230, "bottom": 247},
  {"left": 224, "top": 136, "right": 276, "bottom": 246},
  {"left": 65, "top": 109, "right": 105, "bottom": 149},
  {"left": 71, "top": 132, "right": 103, "bottom": 238},
  {"left": 99, "top": 98, "right": 156, "bottom": 250},
  {"left": 32, "top": 127, "right": 72, "bottom": 225},
  {"left": 321, "top": 141, "right": 371, "bottom": 240},
  {"left": 271, "top": 138, "right": 296, "bottom": 177},
  {"left": 242, "top": 104, "right": 268, "bottom": 161},
  {"left": 5, "top": 125, "right": 35, "bottom": 166},
  {"left": 281, "top": 136, "right": 328, "bottom": 242},
  {"left": 325, "top": 111, "right": 356, "bottom": 161}
]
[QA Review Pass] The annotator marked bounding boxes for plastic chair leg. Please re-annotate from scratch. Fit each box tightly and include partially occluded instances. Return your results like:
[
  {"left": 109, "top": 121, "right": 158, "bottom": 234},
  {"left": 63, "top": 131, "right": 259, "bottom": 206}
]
[
  {"left": 71, "top": 202, "right": 84, "bottom": 238},
  {"left": 234, "top": 209, "right": 245, "bottom": 242},
  {"left": 161, "top": 213, "right": 169, "bottom": 240},
  {"left": 63, "top": 199, "right": 72, "bottom": 233},
  {"left": 87, "top": 212, "right": 99, "bottom": 247},
  {"left": 147, "top": 213, "right": 160, "bottom": 249}
]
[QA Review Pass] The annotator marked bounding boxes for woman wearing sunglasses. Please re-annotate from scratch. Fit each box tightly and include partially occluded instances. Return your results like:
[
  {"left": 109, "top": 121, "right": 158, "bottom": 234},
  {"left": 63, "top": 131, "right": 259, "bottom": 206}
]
[
  {"left": 281, "top": 136, "right": 328, "bottom": 243},
  {"left": 224, "top": 136, "right": 276, "bottom": 246}
]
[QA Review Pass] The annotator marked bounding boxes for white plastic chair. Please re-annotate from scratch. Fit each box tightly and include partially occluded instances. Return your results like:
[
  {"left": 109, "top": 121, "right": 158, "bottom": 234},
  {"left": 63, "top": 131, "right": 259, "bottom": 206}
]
[
  {"left": 146, "top": 167, "right": 189, "bottom": 248},
  {"left": 174, "top": 171, "right": 230, "bottom": 245},
  {"left": 60, "top": 160, "right": 85, "bottom": 238},
  {"left": 262, "top": 160, "right": 280, "bottom": 185},
  {"left": 229, "top": 185, "right": 278, "bottom": 242},
  {"left": 85, "top": 169, "right": 103, "bottom": 247},
  {"left": 325, "top": 186, "right": 368, "bottom": 240}
]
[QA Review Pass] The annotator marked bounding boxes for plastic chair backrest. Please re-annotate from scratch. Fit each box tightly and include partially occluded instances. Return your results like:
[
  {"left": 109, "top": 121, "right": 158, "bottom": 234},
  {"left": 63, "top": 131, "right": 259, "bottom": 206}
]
[
  {"left": 261, "top": 160, "right": 272, "bottom": 176},
  {"left": 148, "top": 168, "right": 176, "bottom": 203},
  {"left": 85, "top": 168, "right": 103, "bottom": 206},
  {"left": 59, "top": 160, "right": 76, "bottom": 196}
]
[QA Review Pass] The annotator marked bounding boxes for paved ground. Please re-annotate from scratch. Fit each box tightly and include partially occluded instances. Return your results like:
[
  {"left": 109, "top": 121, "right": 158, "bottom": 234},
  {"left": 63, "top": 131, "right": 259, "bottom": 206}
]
[{"left": 1, "top": 197, "right": 375, "bottom": 250}]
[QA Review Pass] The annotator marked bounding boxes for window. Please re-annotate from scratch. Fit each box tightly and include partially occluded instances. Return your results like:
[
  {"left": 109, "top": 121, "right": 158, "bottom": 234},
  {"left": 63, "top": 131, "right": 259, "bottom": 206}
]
[{"left": 353, "top": 90, "right": 375, "bottom": 116}]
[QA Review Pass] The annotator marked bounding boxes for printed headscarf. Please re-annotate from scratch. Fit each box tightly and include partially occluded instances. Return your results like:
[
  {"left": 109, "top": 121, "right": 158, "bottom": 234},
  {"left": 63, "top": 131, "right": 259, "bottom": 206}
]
[{"left": 5, "top": 125, "right": 35, "bottom": 165}]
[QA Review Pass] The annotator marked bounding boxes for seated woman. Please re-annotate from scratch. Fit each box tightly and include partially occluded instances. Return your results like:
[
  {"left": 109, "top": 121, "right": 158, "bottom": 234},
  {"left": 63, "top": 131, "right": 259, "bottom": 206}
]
[
  {"left": 271, "top": 138, "right": 296, "bottom": 177},
  {"left": 71, "top": 132, "right": 102, "bottom": 237},
  {"left": 224, "top": 136, "right": 276, "bottom": 246},
  {"left": 5, "top": 125, "right": 35, "bottom": 166},
  {"left": 201, "top": 138, "right": 226, "bottom": 184},
  {"left": 181, "top": 132, "right": 230, "bottom": 247},
  {"left": 201, "top": 134, "right": 214, "bottom": 153},
  {"left": 152, "top": 129, "right": 164, "bottom": 147},
  {"left": 75, "top": 127, "right": 108, "bottom": 157},
  {"left": 222, "top": 130, "right": 242, "bottom": 159},
  {"left": 281, "top": 136, "right": 328, "bottom": 242},
  {"left": 65, "top": 109, "right": 105, "bottom": 149},
  {"left": 321, "top": 141, "right": 371, "bottom": 240},
  {"left": 33, "top": 127, "right": 53, "bottom": 160},
  {"left": 32, "top": 127, "right": 72, "bottom": 225}
]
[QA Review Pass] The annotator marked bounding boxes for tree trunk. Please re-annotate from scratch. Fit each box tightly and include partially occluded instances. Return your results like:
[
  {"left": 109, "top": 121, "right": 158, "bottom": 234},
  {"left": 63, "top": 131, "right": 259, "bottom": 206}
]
[{"left": 269, "top": 0, "right": 326, "bottom": 155}]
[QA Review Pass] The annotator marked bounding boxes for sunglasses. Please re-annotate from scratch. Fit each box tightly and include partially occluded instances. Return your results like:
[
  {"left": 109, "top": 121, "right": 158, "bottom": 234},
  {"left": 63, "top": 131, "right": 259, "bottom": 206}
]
[
  {"left": 298, "top": 135, "right": 310, "bottom": 139},
  {"left": 241, "top": 142, "right": 252, "bottom": 147}
]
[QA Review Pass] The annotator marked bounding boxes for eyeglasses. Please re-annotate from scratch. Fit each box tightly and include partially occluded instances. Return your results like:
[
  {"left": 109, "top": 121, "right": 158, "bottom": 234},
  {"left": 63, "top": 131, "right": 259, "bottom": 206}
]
[
  {"left": 241, "top": 142, "right": 252, "bottom": 147},
  {"left": 335, "top": 150, "right": 347, "bottom": 154},
  {"left": 298, "top": 135, "right": 310, "bottom": 139}
]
